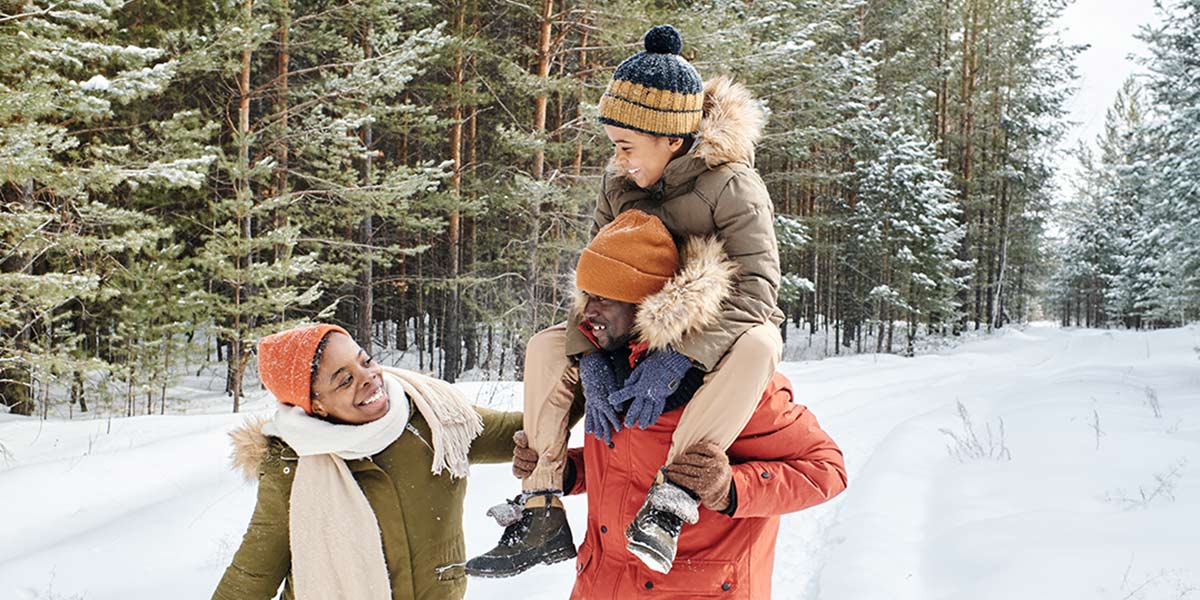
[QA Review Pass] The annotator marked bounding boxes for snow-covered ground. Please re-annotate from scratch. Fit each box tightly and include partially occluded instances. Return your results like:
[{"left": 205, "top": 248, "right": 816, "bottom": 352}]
[{"left": 2, "top": 323, "right": 1198, "bottom": 599}]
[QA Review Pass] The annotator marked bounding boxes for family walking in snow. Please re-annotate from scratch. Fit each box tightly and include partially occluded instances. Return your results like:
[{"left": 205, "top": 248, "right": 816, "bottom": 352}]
[{"left": 213, "top": 24, "right": 846, "bottom": 600}]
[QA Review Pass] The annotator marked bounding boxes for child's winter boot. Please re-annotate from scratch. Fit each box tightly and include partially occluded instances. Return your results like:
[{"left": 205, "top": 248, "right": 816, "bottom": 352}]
[
  {"left": 465, "top": 494, "right": 576, "bottom": 578},
  {"left": 625, "top": 480, "right": 700, "bottom": 573}
]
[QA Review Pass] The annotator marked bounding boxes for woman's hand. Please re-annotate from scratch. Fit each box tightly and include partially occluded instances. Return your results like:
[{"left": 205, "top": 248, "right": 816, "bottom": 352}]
[{"left": 511, "top": 430, "right": 539, "bottom": 479}]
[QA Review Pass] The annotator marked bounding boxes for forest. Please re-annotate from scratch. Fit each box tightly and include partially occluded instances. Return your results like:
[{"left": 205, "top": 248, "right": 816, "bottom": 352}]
[{"left": 1, "top": 0, "right": 1196, "bottom": 417}]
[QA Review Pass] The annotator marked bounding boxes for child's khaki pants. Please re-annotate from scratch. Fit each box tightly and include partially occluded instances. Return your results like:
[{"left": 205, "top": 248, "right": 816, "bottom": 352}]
[{"left": 521, "top": 322, "right": 783, "bottom": 492}]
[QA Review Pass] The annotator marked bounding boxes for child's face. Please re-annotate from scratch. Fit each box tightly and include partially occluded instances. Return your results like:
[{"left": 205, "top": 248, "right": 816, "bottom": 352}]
[
  {"left": 310, "top": 332, "right": 390, "bottom": 424},
  {"left": 604, "top": 125, "right": 687, "bottom": 190}
]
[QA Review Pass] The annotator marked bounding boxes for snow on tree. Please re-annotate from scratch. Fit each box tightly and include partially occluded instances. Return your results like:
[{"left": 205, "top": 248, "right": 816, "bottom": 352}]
[
  {"left": 1, "top": 0, "right": 214, "bottom": 415},
  {"left": 1053, "top": 0, "right": 1200, "bottom": 327}
]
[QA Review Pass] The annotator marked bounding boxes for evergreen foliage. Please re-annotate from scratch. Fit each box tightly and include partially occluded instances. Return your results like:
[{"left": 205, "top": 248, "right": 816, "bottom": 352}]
[
  {"left": 1, "top": 0, "right": 1105, "bottom": 415},
  {"left": 1050, "top": 0, "right": 1200, "bottom": 327}
]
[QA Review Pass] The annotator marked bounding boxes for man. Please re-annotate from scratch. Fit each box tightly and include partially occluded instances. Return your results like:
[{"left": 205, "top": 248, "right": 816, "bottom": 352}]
[{"left": 480, "top": 211, "right": 848, "bottom": 597}]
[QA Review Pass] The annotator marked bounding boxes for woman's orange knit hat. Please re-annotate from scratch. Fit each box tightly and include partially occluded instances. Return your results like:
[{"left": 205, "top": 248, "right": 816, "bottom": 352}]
[
  {"left": 576, "top": 210, "right": 678, "bottom": 304},
  {"left": 256, "top": 323, "right": 350, "bottom": 414}
]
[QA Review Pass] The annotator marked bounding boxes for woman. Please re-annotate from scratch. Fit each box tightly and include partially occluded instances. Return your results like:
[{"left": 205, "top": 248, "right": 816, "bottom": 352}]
[{"left": 212, "top": 323, "right": 522, "bottom": 600}]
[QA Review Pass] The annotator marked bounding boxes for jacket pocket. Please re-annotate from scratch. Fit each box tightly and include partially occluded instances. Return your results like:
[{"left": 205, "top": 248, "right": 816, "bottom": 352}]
[
  {"left": 634, "top": 559, "right": 743, "bottom": 597},
  {"left": 435, "top": 562, "right": 465, "bottom": 582}
]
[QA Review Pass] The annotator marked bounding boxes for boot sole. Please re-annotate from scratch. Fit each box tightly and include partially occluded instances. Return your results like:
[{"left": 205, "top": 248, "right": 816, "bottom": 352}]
[
  {"left": 464, "top": 543, "right": 577, "bottom": 579},
  {"left": 626, "top": 539, "right": 673, "bottom": 574}
]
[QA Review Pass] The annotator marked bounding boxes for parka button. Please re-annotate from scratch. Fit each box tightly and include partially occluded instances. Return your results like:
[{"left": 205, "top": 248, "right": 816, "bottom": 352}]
[
  {"left": 761, "top": 471, "right": 771, "bottom": 479},
  {"left": 722, "top": 582, "right": 732, "bottom": 591},
  {"left": 608, "top": 441, "right": 615, "bottom": 449},
  {"left": 600, "top": 525, "right": 608, "bottom": 533},
  {"left": 644, "top": 581, "right": 653, "bottom": 590},
  {"left": 283, "top": 467, "right": 291, "bottom": 475}
]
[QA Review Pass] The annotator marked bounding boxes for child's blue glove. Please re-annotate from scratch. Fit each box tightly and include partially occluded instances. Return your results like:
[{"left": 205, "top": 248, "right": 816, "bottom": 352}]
[
  {"left": 579, "top": 351, "right": 622, "bottom": 443},
  {"left": 607, "top": 348, "right": 694, "bottom": 430}
]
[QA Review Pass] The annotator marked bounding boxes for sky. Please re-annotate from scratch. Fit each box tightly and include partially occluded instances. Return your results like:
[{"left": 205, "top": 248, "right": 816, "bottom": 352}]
[{"left": 1051, "top": 0, "right": 1162, "bottom": 200}]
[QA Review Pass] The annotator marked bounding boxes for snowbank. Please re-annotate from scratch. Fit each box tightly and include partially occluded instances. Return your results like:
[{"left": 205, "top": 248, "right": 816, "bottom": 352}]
[{"left": 1, "top": 324, "right": 1197, "bottom": 599}]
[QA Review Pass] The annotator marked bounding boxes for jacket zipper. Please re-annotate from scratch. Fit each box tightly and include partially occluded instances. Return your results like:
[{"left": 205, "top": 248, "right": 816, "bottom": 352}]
[{"left": 406, "top": 423, "right": 434, "bottom": 453}]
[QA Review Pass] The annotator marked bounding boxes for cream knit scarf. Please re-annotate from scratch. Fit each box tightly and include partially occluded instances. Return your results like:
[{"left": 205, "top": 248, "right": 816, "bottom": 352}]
[{"left": 263, "top": 368, "right": 484, "bottom": 600}]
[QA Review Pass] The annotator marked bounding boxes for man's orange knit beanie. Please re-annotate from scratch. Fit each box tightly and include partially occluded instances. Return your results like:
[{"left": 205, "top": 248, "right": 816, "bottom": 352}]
[
  {"left": 256, "top": 323, "right": 350, "bottom": 414},
  {"left": 576, "top": 210, "right": 678, "bottom": 304}
]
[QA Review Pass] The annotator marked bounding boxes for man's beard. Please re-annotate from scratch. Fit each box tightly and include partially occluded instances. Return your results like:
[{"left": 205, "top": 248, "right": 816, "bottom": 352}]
[{"left": 602, "top": 333, "right": 635, "bottom": 352}]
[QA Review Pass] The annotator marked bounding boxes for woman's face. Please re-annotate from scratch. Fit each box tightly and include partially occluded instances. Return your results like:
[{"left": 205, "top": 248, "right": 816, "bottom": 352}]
[
  {"left": 310, "top": 333, "right": 389, "bottom": 424},
  {"left": 604, "top": 125, "right": 686, "bottom": 190}
]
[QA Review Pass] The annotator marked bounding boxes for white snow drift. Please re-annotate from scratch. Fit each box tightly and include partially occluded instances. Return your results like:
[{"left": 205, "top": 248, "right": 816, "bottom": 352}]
[{"left": 1, "top": 323, "right": 1197, "bottom": 599}]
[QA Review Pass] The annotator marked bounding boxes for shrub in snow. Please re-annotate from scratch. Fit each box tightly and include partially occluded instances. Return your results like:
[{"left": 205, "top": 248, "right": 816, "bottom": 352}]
[
  {"left": 938, "top": 400, "right": 1011, "bottom": 462},
  {"left": 1104, "top": 458, "right": 1187, "bottom": 511},
  {"left": 1144, "top": 386, "right": 1162, "bottom": 419}
]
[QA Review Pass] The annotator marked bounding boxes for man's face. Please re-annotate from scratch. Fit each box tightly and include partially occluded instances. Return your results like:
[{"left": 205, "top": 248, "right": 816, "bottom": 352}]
[
  {"left": 604, "top": 125, "right": 686, "bottom": 190},
  {"left": 581, "top": 292, "right": 637, "bottom": 351}
]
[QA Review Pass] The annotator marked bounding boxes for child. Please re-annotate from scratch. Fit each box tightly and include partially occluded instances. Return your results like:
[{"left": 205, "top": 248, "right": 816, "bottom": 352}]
[{"left": 466, "top": 24, "right": 784, "bottom": 576}]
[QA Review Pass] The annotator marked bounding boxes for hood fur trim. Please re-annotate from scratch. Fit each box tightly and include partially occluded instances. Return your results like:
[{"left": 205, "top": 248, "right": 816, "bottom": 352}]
[
  {"left": 572, "top": 282, "right": 589, "bottom": 321},
  {"left": 635, "top": 236, "right": 736, "bottom": 351},
  {"left": 695, "top": 76, "right": 765, "bottom": 168},
  {"left": 230, "top": 416, "right": 271, "bottom": 481}
]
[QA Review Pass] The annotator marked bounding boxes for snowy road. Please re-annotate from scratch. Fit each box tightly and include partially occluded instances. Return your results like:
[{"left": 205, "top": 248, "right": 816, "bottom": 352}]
[{"left": 2, "top": 324, "right": 1198, "bottom": 599}]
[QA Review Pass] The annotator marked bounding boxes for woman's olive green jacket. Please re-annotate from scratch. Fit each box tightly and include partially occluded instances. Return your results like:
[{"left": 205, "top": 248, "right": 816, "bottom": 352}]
[{"left": 212, "top": 401, "right": 522, "bottom": 600}]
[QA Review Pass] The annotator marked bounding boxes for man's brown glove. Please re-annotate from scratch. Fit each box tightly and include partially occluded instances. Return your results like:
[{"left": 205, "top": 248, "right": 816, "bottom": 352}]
[
  {"left": 511, "top": 430, "right": 539, "bottom": 480},
  {"left": 663, "top": 440, "right": 733, "bottom": 513}
]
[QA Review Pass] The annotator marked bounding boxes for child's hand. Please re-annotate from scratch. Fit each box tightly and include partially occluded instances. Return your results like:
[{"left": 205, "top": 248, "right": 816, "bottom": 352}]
[
  {"left": 663, "top": 441, "right": 733, "bottom": 513},
  {"left": 608, "top": 348, "right": 693, "bottom": 430}
]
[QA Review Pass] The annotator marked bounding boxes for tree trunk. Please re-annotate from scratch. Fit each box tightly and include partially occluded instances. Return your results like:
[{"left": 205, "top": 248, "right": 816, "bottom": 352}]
[
  {"left": 160, "top": 335, "right": 171, "bottom": 415},
  {"left": 444, "top": 0, "right": 467, "bottom": 381},
  {"left": 463, "top": 28, "right": 480, "bottom": 372},
  {"left": 991, "top": 105, "right": 1012, "bottom": 330},
  {"left": 956, "top": 0, "right": 979, "bottom": 333},
  {"left": 936, "top": 0, "right": 950, "bottom": 153},
  {"left": 573, "top": 26, "right": 588, "bottom": 177},
  {"left": 396, "top": 257, "right": 409, "bottom": 351},
  {"left": 126, "top": 338, "right": 136, "bottom": 417},
  {"left": 0, "top": 180, "right": 35, "bottom": 416},
  {"left": 810, "top": 194, "right": 820, "bottom": 335},
  {"left": 74, "top": 371, "right": 88, "bottom": 413},
  {"left": 518, "top": 0, "right": 555, "bottom": 377},
  {"left": 531, "top": 0, "right": 553, "bottom": 181},
  {"left": 274, "top": 0, "right": 291, "bottom": 267},
  {"left": 230, "top": 0, "right": 254, "bottom": 413},
  {"left": 357, "top": 22, "right": 375, "bottom": 353}
]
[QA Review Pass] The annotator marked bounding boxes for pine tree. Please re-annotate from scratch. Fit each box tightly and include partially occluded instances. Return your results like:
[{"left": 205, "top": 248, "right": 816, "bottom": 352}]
[
  {"left": 1054, "top": 0, "right": 1200, "bottom": 328},
  {"left": 1134, "top": 0, "right": 1200, "bottom": 322},
  {"left": 0, "top": 0, "right": 213, "bottom": 415},
  {"left": 191, "top": 0, "right": 449, "bottom": 410}
]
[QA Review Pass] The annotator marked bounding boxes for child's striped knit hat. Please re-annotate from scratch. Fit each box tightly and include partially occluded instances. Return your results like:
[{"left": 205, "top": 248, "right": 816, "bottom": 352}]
[{"left": 598, "top": 25, "right": 703, "bottom": 138}]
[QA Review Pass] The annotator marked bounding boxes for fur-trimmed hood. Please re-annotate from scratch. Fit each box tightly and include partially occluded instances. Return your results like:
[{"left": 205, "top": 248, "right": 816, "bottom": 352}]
[
  {"left": 229, "top": 416, "right": 272, "bottom": 481},
  {"left": 694, "top": 75, "right": 766, "bottom": 168},
  {"left": 575, "top": 235, "right": 737, "bottom": 352}
]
